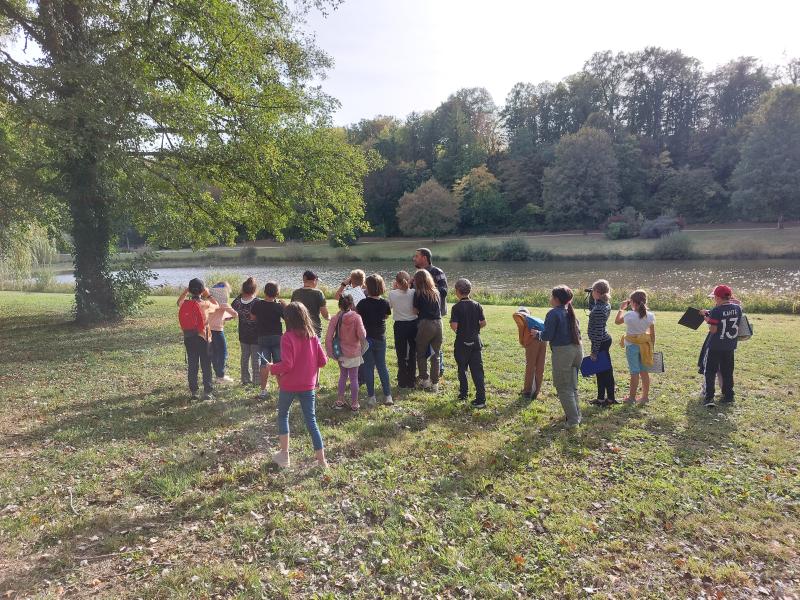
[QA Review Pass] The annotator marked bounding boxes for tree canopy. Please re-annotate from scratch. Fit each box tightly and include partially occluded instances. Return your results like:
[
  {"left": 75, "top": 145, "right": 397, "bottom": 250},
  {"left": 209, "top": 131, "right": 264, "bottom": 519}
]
[{"left": 0, "top": 0, "right": 370, "bottom": 321}]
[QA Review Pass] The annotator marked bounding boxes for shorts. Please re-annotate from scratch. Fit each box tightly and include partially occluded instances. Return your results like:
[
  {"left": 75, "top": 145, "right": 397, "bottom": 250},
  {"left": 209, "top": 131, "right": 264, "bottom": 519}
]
[
  {"left": 257, "top": 334, "right": 282, "bottom": 366},
  {"left": 625, "top": 344, "right": 648, "bottom": 374}
]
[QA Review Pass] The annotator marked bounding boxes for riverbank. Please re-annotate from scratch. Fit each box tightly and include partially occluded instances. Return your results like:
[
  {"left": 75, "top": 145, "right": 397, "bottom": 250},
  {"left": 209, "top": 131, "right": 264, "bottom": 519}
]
[{"left": 1, "top": 293, "right": 798, "bottom": 598}]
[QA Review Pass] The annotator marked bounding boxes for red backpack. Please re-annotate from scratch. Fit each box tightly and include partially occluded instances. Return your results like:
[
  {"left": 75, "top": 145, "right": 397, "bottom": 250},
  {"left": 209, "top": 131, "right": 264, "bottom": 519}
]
[{"left": 179, "top": 299, "right": 206, "bottom": 336}]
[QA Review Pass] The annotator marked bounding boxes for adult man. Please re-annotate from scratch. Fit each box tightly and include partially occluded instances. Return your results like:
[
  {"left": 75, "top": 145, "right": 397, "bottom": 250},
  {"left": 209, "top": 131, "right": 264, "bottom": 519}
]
[
  {"left": 290, "top": 270, "right": 330, "bottom": 338},
  {"left": 412, "top": 248, "right": 448, "bottom": 376}
]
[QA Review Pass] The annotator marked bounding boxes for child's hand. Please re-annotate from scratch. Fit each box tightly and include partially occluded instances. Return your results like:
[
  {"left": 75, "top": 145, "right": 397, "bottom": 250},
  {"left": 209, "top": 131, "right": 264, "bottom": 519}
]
[{"left": 620, "top": 300, "right": 629, "bottom": 310}]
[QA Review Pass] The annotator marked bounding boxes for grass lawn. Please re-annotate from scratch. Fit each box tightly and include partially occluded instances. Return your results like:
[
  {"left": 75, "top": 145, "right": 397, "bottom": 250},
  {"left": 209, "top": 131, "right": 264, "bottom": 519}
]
[
  {"left": 113, "top": 224, "right": 800, "bottom": 265},
  {"left": 1, "top": 292, "right": 798, "bottom": 599}
]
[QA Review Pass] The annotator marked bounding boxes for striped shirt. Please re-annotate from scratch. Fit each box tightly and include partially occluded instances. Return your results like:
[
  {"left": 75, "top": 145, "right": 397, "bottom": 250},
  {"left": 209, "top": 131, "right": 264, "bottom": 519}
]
[{"left": 587, "top": 302, "right": 612, "bottom": 354}]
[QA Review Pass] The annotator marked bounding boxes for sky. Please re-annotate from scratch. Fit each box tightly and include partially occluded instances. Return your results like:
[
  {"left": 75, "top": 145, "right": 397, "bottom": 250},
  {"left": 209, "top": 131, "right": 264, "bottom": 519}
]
[{"left": 303, "top": 0, "right": 800, "bottom": 125}]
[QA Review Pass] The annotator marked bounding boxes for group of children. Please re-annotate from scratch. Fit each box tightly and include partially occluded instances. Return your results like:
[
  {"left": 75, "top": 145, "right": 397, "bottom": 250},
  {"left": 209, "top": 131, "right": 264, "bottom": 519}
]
[{"left": 178, "top": 266, "right": 745, "bottom": 467}]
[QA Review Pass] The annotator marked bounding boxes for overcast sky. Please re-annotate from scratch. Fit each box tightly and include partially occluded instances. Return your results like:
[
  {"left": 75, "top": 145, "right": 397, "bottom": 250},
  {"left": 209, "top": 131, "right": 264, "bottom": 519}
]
[{"left": 304, "top": 0, "right": 800, "bottom": 125}]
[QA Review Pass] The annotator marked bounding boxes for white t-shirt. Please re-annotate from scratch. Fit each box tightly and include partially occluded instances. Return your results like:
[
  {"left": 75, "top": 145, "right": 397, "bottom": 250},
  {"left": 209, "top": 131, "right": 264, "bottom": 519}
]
[
  {"left": 623, "top": 310, "right": 655, "bottom": 344},
  {"left": 388, "top": 289, "right": 416, "bottom": 321}
]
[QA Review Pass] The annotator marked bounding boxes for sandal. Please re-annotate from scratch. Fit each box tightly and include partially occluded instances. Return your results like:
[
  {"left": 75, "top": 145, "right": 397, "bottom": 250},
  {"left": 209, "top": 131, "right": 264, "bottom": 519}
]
[{"left": 334, "top": 397, "right": 345, "bottom": 410}]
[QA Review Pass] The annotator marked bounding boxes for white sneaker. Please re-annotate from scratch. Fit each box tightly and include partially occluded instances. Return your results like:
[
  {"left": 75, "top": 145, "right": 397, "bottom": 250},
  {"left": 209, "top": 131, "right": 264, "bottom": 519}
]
[
  {"left": 367, "top": 396, "right": 377, "bottom": 407},
  {"left": 420, "top": 378, "right": 433, "bottom": 390},
  {"left": 273, "top": 450, "right": 290, "bottom": 469},
  {"left": 384, "top": 395, "right": 394, "bottom": 406},
  {"left": 220, "top": 375, "right": 234, "bottom": 383},
  {"left": 430, "top": 383, "right": 439, "bottom": 393}
]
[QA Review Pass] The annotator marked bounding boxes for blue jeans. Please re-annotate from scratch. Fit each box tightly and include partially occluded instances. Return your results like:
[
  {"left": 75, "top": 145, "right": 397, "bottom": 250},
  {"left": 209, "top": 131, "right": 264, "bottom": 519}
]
[
  {"left": 277, "top": 389, "right": 323, "bottom": 450},
  {"left": 210, "top": 330, "right": 227, "bottom": 378},
  {"left": 362, "top": 337, "right": 391, "bottom": 397}
]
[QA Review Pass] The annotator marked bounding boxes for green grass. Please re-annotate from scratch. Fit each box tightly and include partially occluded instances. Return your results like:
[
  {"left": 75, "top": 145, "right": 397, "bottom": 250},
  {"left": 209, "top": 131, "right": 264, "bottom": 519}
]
[
  {"left": 99, "top": 225, "right": 800, "bottom": 266},
  {"left": 1, "top": 292, "right": 799, "bottom": 598}
]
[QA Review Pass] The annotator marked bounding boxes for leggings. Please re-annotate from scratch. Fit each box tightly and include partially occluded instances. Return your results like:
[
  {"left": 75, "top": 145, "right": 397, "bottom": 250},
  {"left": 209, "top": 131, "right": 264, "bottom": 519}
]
[{"left": 338, "top": 365, "right": 359, "bottom": 404}]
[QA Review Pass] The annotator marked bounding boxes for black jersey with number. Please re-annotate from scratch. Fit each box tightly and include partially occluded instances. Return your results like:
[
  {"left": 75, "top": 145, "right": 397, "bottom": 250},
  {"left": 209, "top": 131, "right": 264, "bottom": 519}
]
[{"left": 706, "top": 303, "right": 742, "bottom": 351}]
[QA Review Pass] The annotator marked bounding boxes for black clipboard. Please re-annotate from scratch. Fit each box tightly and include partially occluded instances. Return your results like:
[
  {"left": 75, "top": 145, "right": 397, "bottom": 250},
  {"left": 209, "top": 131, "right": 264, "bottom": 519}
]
[{"left": 678, "top": 307, "right": 705, "bottom": 330}]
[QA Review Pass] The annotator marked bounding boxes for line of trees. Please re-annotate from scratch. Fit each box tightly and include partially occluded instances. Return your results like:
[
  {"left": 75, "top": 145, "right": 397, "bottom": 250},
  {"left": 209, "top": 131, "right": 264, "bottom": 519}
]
[{"left": 346, "top": 49, "right": 800, "bottom": 238}]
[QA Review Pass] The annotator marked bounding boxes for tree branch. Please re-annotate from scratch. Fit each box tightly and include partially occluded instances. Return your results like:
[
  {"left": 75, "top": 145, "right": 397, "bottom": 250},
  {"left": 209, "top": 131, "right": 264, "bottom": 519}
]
[{"left": 0, "top": 0, "right": 46, "bottom": 46}]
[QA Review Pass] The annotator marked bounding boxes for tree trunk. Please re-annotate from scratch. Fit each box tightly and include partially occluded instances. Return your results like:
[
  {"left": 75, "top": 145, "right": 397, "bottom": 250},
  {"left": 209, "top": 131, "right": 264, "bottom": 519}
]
[{"left": 69, "top": 159, "right": 118, "bottom": 323}]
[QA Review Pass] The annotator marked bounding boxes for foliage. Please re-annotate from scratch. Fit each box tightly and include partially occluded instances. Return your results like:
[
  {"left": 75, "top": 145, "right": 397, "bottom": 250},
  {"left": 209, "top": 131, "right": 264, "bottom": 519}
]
[
  {"left": 396, "top": 180, "right": 460, "bottom": 239},
  {"left": 0, "top": 0, "right": 370, "bottom": 323},
  {"left": 456, "top": 240, "right": 496, "bottom": 262},
  {"left": 651, "top": 232, "right": 695, "bottom": 260},
  {"left": 239, "top": 246, "right": 259, "bottom": 263},
  {"left": 542, "top": 127, "right": 620, "bottom": 229},
  {"left": 453, "top": 165, "right": 509, "bottom": 232},
  {"left": 494, "top": 238, "right": 532, "bottom": 261},
  {"left": 731, "top": 86, "right": 800, "bottom": 223},
  {"left": 639, "top": 215, "right": 683, "bottom": 239},
  {"left": 652, "top": 167, "right": 728, "bottom": 222},
  {"left": 110, "top": 252, "right": 156, "bottom": 316},
  {"left": 605, "top": 206, "right": 642, "bottom": 239}
]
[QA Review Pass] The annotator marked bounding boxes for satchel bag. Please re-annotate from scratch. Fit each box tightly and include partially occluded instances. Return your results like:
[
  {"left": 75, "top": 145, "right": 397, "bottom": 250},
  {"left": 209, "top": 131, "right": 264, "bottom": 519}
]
[
  {"left": 648, "top": 351, "right": 665, "bottom": 373},
  {"left": 737, "top": 314, "right": 753, "bottom": 341}
]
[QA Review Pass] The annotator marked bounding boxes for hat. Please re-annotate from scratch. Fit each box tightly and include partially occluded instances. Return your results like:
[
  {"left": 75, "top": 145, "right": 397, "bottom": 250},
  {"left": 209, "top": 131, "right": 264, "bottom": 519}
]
[
  {"left": 303, "top": 270, "right": 318, "bottom": 281},
  {"left": 517, "top": 306, "right": 530, "bottom": 314},
  {"left": 708, "top": 284, "right": 733, "bottom": 299}
]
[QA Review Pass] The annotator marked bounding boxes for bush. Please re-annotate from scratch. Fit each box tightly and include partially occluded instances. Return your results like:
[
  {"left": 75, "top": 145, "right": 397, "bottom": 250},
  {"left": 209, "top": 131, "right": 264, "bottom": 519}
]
[
  {"left": 640, "top": 216, "right": 682, "bottom": 239},
  {"left": 495, "top": 238, "right": 531, "bottom": 261},
  {"left": 239, "top": 246, "right": 258, "bottom": 263},
  {"left": 457, "top": 240, "right": 496, "bottom": 261},
  {"left": 651, "top": 232, "right": 694, "bottom": 260},
  {"left": 112, "top": 252, "right": 155, "bottom": 316},
  {"left": 605, "top": 222, "right": 636, "bottom": 240},
  {"left": 728, "top": 240, "right": 767, "bottom": 259}
]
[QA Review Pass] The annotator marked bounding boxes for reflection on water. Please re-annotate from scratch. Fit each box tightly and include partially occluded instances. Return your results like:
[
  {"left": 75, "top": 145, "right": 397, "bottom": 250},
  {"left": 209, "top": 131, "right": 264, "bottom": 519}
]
[{"left": 55, "top": 259, "right": 800, "bottom": 295}]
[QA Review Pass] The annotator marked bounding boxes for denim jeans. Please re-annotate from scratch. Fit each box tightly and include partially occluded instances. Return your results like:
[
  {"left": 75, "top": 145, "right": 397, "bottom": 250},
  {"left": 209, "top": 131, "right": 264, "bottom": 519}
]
[
  {"left": 258, "top": 334, "right": 282, "bottom": 366},
  {"left": 362, "top": 337, "right": 392, "bottom": 397},
  {"left": 184, "top": 333, "right": 213, "bottom": 394},
  {"left": 210, "top": 330, "right": 227, "bottom": 378},
  {"left": 277, "top": 389, "right": 324, "bottom": 450}
]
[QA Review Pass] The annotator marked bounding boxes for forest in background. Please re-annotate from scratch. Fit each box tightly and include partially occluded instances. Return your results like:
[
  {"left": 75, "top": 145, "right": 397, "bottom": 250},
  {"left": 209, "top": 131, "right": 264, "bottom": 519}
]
[{"left": 345, "top": 48, "right": 800, "bottom": 240}]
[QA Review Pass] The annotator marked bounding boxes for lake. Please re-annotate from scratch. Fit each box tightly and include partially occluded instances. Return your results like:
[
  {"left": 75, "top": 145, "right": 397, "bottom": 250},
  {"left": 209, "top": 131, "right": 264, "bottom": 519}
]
[{"left": 54, "top": 259, "right": 800, "bottom": 295}]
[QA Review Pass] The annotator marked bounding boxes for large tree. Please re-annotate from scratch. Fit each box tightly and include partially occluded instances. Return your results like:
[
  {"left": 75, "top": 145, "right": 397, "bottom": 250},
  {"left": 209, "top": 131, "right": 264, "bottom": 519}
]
[
  {"left": 396, "top": 179, "right": 459, "bottom": 240},
  {"left": 542, "top": 127, "right": 619, "bottom": 229},
  {"left": 0, "top": 0, "right": 370, "bottom": 322},
  {"left": 453, "top": 165, "right": 508, "bottom": 232},
  {"left": 731, "top": 86, "right": 800, "bottom": 224}
]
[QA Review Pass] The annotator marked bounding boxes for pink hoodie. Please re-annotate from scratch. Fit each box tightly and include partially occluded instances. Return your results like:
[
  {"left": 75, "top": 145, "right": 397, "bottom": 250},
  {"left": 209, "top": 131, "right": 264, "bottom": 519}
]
[
  {"left": 269, "top": 330, "right": 329, "bottom": 392},
  {"left": 325, "top": 310, "right": 366, "bottom": 359}
]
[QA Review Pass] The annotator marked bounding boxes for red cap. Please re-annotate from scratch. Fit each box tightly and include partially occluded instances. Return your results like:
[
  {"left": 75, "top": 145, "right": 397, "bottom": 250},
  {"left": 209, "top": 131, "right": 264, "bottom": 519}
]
[{"left": 708, "top": 284, "right": 733, "bottom": 299}]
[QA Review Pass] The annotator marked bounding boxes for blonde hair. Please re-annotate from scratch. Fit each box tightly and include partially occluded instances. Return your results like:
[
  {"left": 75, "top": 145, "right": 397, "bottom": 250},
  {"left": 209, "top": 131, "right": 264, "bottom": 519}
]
[
  {"left": 350, "top": 269, "right": 366, "bottom": 287},
  {"left": 395, "top": 271, "right": 411, "bottom": 290},
  {"left": 592, "top": 279, "right": 611, "bottom": 303}
]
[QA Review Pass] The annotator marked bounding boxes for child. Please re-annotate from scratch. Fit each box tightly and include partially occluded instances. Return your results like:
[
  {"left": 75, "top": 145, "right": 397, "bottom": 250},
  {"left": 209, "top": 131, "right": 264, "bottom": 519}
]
[
  {"left": 449, "top": 278, "right": 487, "bottom": 408},
  {"left": 535, "top": 286, "right": 583, "bottom": 428},
  {"left": 357, "top": 274, "right": 393, "bottom": 406},
  {"left": 207, "top": 282, "right": 238, "bottom": 384},
  {"left": 413, "top": 269, "right": 442, "bottom": 392},
  {"left": 177, "top": 278, "right": 219, "bottom": 400},
  {"left": 232, "top": 277, "right": 260, "bottom": 386},
  {"left": 264, "top": 302, "right": 329, "bottom": 469},
  {"left": 587, "top": 279, "right": 617, "bottom": 406},
  {"left": 697, "top": 292, "right": 743, "bottom": 400},
  {"left": 512, "top": 307, "right": 546, "bottom": 400},
  {"left": 614, "top": 290, "right": 656, "bottom": 403},
  {"left": 250, "top": 281, "right": 285, "bottom": 400},
  {"left": 325, "top": 294, "right": 367, "bottom": 411},
  {"left": 334, "top": 269, "right": 367, "bottom": 306},
  {"left": 700, "top": 285, "right": 742, "bottom": 408},
  {"left": 388, "top": 271, "right": 417, "bottom": 389},
  {"left": 290, "top": 270, "right": 330, "bottom": 339}
]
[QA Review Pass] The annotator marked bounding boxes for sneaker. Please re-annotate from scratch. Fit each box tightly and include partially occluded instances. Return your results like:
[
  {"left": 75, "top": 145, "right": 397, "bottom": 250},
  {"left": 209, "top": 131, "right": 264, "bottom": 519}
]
[
  {"left": 273, "top": 450, "right": 290, "bottom": 469},
  {"left": 366, "top": 395, "right": 377, "bottom": 407},
  {"left": 217, "top": 375, "right": 234, "bottom": 384},
  {"left": 703, "top": 399, "right": 716, "bottom": 408},
  {"left": 258, "top": 389, "right": 269, "bottom": 400},
  {"left": 190, "top": 391, "right": 199, "bottom": 400},
  {"left": 384, "top": 395, "right": 394, "bottom": 406},
  {"left": 589, "top": 398, "right": 604, "bottom": 406},
  {"left": 334, "top": 398, "right": 345, "bottom": 410},
  {"left": 350, "top": 401, "right": 360, "bottom": 412},
  {"left": 201, "top": 391, "right": 214, "bottom": 401},
  {"left": 720, "top": 397, "right": 735, "bottom": 404},
  {"left": 430, "top": 383, "right": 439, "bottom": 393},
  {"left": 606, "top": 398, "right": 620, "bottom": 405},
  {"left": 420, "top": 378, "right": 433, "bottom": 390},
  {"left": 457, "top": 395, "right": 467, "bottom": 402},
  {"left": 471, "top": 399, "right": 487, "bottom": 409}
]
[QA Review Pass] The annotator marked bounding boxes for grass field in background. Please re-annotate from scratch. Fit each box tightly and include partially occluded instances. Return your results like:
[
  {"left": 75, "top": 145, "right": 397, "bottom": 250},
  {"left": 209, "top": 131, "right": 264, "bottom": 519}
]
[{"left": 1, "top": 292, "right": 798, "bottom": 598}]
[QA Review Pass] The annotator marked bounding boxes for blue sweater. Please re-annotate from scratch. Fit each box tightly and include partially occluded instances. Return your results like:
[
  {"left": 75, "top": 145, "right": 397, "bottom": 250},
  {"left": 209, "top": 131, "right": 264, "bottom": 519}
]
[
  {"left": 540, "top": 305, "right": 579, "bottom": 347},
  {"left": 587, "top": 302, "right": 612, "bottom": 354}
]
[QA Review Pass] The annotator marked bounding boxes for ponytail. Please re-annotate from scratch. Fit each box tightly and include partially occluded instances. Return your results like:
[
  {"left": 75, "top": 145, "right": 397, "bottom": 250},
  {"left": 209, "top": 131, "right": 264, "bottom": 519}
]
[
  {"left": 630, "top": 290, "right": 648, "bottom": 319},
  {"left": 552, "top": 285, "right": 581, "bottom": 345}
]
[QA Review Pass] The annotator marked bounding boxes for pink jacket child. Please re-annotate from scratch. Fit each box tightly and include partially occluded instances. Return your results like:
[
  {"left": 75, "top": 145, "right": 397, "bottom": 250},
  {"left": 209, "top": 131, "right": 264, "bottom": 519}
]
[
  {"left": 269, "top": 330, "right": 329, "bottom": 392},
  {"left": 325, "top": 297, "right": 367, "bottom": 411}
]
